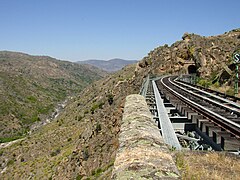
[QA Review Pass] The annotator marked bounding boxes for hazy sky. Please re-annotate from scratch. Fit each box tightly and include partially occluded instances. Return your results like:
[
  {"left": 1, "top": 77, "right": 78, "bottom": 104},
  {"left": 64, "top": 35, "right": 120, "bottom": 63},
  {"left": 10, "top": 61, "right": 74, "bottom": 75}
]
[{"left": 0, "top": 0, "right": 239, "bottom": 61}]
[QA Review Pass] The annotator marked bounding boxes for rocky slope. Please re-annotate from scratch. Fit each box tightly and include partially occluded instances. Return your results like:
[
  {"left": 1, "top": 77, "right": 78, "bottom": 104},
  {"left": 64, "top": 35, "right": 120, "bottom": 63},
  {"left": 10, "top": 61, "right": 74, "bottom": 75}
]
[
  {"left": 139, "top": 28, "right": 240, "bottom": 94},
  {"left": 77, "top": 59, "right": 138, "bottom": 72},
  {"left": 0, "top": 51, "right": 107, "bottom": 142},
  {"left": 0, "top": 63, "right": 140, "bottom": 179},
  {"left": 0, "top": 29, "right": 240, "bottom": 179}
]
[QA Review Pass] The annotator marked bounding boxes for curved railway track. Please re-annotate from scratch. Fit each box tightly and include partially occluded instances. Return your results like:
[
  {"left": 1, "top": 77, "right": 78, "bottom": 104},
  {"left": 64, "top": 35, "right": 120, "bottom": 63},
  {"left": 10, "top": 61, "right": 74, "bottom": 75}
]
[
  {"left": 156, "top": 76, "right": 240, "bottom": 148},
  {"left": 178, "top": 75, "right": 240, "bottom": 103},
  {"left": 175, "top": 77, "right": 240, "bottom": 113}
]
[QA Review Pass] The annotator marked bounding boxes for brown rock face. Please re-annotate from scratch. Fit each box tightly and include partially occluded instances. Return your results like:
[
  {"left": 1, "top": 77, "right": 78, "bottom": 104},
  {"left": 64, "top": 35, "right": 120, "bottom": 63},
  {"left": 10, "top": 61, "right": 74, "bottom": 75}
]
[{"left": 140, "top": 28, "right": 240, "bottom": 79}]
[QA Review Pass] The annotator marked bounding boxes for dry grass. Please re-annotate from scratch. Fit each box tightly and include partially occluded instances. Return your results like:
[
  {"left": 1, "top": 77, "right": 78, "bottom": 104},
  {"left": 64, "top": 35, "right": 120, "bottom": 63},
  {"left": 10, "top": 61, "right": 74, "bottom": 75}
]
[{"left": 175, "top": 151, "right": 240, "bottom": 180}]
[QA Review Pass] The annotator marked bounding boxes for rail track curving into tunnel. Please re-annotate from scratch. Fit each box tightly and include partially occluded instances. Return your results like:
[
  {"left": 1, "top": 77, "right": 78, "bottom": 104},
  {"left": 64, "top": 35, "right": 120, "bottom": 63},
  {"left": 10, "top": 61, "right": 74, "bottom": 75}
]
[{"left": 155, "top": 75, "right": 240, "bottom": 151}]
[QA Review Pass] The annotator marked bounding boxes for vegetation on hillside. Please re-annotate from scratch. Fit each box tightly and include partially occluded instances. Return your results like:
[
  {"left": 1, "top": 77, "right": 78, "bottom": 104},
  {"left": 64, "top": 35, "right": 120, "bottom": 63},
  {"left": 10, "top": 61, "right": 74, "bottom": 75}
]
[
  {"left": 174, "top": 151, "right": 240, "bottom": 179},
  {"left": 0, "top": 63, "right": 138, "bottom": 179},
  {"left": 0, "top": 51, "right": 107, "bottom": 141},
  {"left": 1, "top": 29, "right": 240, "bottom": 179}
]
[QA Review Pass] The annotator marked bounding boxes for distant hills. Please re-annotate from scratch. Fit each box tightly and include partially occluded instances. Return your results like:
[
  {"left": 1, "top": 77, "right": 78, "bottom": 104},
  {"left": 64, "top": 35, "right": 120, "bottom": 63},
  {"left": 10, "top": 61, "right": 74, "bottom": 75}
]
[
  {"left": 0, "top": 51, "right": 107, "bottom": 141},
  {"left": 1, "top": 29, "right": 240, "bottom": 179},
  {"left": 77, "top": 58, "right": 138, "bottom": 72}
]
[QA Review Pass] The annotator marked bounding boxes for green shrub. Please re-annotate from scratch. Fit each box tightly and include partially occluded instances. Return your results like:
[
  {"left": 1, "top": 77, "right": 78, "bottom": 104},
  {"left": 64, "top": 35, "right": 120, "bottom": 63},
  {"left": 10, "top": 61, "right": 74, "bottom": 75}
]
[
  {"left": 0, "top": 134, "right": 24, "bottom": 143},
  {"left": 82, "top": 148, "right": 89, "bottom": 161},
  {"left": 176, "top": 153, "right": 185, "bottom": 170},
  {"left": 96, "top": 123, "right": 101, "bottom": 133},
  {"left": 50, "top": 148, "right": 61, "bottom": 157},
  {"left": 189, "top": 46, "right": 195, "bottom": 57},
  {"left": 90, "top": 102, "right": 105, "bottom": 114},
  {"left": 75, "top": 115, "right": 83, "bottom": 121},
  {"left": 198, "top": 79, "right": 211, "bottom": 88},
  {"left": 98, "top": 102, "right": 104, "bottom": 109},
  {"left": 92, "top": 168, "right": 103, "bottom": 177},
  {"left": 76, "top": 174, "right": 83, "bottom": 180},
  {"left": 0, "top": 150, "right": 3, "bottom": 156},
  {"left": 27, "top": 96, "right": 37, "bottom": 103},
  {"left": 107, "top": 94, "right": 114, "bottom": 105},
  {"left": 84, "top": 110, "right": 89, "bottom": 114},
  {"left": 226, "top": 88, "right": 235, "bottom": 96},
  {"left": 7, "top": 159, "right": 15, "bottom": 166},
  {"left": 212, "top": 82, "right": 220, "bottom": 88}
]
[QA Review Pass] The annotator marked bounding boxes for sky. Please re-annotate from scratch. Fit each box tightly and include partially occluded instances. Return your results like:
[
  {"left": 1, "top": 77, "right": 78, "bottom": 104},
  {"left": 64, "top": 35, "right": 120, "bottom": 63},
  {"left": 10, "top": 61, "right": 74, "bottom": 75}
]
[{"left": 0, "top": 0, "right": 239, "bottom": 61}]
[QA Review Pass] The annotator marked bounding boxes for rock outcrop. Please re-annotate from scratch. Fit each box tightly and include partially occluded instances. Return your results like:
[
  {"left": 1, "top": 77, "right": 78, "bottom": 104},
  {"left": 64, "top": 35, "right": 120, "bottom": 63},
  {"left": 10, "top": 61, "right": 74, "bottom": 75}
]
[{"left": 140, "top": 28, "right": 240, "bottom": 80}]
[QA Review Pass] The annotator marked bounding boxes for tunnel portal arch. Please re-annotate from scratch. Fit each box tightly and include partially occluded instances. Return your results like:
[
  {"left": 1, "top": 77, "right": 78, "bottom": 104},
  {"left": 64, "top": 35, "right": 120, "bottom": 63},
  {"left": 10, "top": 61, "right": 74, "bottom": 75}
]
[{"left": 188, "top": 65, "right": 197, "bottom": 74}]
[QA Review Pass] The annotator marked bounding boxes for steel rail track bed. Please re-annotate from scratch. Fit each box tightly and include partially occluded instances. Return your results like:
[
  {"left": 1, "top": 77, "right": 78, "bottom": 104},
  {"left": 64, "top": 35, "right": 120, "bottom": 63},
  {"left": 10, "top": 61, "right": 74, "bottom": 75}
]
[{"left": 156, "top": 76, "right": 240, "bottom": 139}]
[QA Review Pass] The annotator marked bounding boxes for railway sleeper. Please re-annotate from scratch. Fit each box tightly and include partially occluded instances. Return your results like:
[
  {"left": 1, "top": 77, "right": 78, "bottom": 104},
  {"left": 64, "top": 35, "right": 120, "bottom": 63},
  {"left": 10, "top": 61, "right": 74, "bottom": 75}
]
[
  {"left": 222, "top": 137, "right": 240, "bottom": 151},
  {"left": 191, "top": 115, "right": 204, "bottom": 124},
  {"left": 179, "top": 106, "right": 188, "bottom": 114},
  {"left": 196, "top": 120, "right": 240, "bottom": 151},
  {"left": 178, "top": 106, "right": 198, "bottom": 120},
  {"left": 230, "top": 119, "right": 240, "bottom": 123},
  {"left": 187, "top": 111, "right": 199, "bottom": 121}
]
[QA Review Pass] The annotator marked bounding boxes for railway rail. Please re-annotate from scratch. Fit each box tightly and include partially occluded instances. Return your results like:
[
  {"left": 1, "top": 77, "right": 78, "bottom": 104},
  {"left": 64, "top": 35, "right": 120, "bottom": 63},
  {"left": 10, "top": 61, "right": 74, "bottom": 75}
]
[
  {"left": 156, "top": 75, "right": 240, "bottom": 151},
  {"left": 178, "top": 75, "right": 240, "bottom": 103},
  {"left": 175, "top": 77, "right": 240, "bottom": 115}
]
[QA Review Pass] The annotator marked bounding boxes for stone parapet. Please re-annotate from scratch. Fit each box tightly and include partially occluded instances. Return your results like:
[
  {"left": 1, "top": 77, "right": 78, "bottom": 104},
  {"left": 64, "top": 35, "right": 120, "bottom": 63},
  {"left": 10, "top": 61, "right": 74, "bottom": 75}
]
[{"left": 111, "top": 94, "right": 180, "bottom": 179}]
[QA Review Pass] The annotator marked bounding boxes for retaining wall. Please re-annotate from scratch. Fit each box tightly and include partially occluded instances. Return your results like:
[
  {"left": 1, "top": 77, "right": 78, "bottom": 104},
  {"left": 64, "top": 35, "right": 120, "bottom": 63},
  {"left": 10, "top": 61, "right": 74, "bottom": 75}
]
[{"left": 111, "top": 94, "right": 180, "bottom": 179}]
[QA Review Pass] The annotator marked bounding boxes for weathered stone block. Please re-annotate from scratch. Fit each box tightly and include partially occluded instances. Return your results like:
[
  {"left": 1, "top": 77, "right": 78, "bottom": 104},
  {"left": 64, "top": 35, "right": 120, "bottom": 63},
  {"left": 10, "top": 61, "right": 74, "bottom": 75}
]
[{"left": 111, "top": 94, "right": 180, "bottom": 179}]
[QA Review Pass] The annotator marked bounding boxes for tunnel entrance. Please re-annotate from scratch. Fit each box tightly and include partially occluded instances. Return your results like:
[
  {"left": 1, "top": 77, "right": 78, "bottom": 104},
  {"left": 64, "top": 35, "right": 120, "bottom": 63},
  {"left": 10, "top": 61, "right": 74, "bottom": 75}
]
[{"left": 188, "top": 65, "right": 197, "bottom": 74}]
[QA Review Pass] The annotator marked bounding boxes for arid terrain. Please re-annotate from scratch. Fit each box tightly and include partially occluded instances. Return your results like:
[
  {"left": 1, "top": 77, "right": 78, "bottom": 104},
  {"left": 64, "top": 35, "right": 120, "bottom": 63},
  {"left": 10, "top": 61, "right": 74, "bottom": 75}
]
[{"left": 0, "top": 29, "right": 240, "bottom": 179}]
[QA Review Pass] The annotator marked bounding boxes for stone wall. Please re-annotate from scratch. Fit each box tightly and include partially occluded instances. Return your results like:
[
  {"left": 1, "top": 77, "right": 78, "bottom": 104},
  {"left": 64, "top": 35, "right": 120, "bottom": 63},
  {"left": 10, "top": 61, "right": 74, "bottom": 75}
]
[{"left": 111, "top": 94, "right": 180, "bottom": 179}]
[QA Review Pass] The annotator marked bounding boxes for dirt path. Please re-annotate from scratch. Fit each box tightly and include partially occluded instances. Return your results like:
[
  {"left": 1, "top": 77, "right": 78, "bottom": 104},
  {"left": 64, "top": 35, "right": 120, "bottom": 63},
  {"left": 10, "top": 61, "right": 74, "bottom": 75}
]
[{"left": 0, "top": 138, "right": 25, "bottom": 149}]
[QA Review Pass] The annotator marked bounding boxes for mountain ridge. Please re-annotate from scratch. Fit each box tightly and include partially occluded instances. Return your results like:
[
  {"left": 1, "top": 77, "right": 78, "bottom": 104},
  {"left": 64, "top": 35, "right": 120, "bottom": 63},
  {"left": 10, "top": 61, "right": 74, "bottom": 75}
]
[
  {"left": 0, "top": 51, "right": 107, "bottom": 142},
  {"left": 77, "top": 58, "right": 138, "bottom": 72}
]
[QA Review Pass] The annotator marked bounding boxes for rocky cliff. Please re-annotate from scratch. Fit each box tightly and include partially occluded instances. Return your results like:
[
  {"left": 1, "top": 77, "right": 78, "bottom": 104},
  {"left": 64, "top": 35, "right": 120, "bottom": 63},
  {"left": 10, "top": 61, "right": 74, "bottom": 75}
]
[{"left": 139, "top": 29, "right": 240, "bottom": 78}]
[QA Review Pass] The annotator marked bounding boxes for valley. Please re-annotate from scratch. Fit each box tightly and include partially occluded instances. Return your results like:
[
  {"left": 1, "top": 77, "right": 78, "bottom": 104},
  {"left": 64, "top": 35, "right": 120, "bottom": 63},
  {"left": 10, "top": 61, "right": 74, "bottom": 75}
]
[
  {"left": 0, "top": 51, "right": 107, "bottom": 142},
  {"left": 0, "top": 28, "right": 240, "bottom": 179}
]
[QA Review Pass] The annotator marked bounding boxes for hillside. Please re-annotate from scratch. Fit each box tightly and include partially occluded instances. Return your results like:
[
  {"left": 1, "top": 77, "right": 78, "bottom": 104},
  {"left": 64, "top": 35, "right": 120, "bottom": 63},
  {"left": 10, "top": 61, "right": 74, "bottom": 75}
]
[
  {"left": 77, "top": 58, "right": 138, "bottom": 72},
  {"left": 0, "top": 51, "right": 107, "bottom": 142},
  {"left": 0, "top": 29, "right": 240, "bottom": 179},
  {"left": 139, "top": 28, "right": 240, "bottom": 94}
]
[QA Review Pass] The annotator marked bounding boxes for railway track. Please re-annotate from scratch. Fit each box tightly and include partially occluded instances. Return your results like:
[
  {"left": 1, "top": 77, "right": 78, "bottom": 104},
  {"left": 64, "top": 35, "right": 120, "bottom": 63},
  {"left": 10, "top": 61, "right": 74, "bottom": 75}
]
[
  {"left": 156, "top": 75, "right": 240, "bottom": 151},
  {"left": 175, "top": 77, "right": 240, "bottom": 113},
  {"left": 178, "top": 75, "right": 240, "bottom": 103}
]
